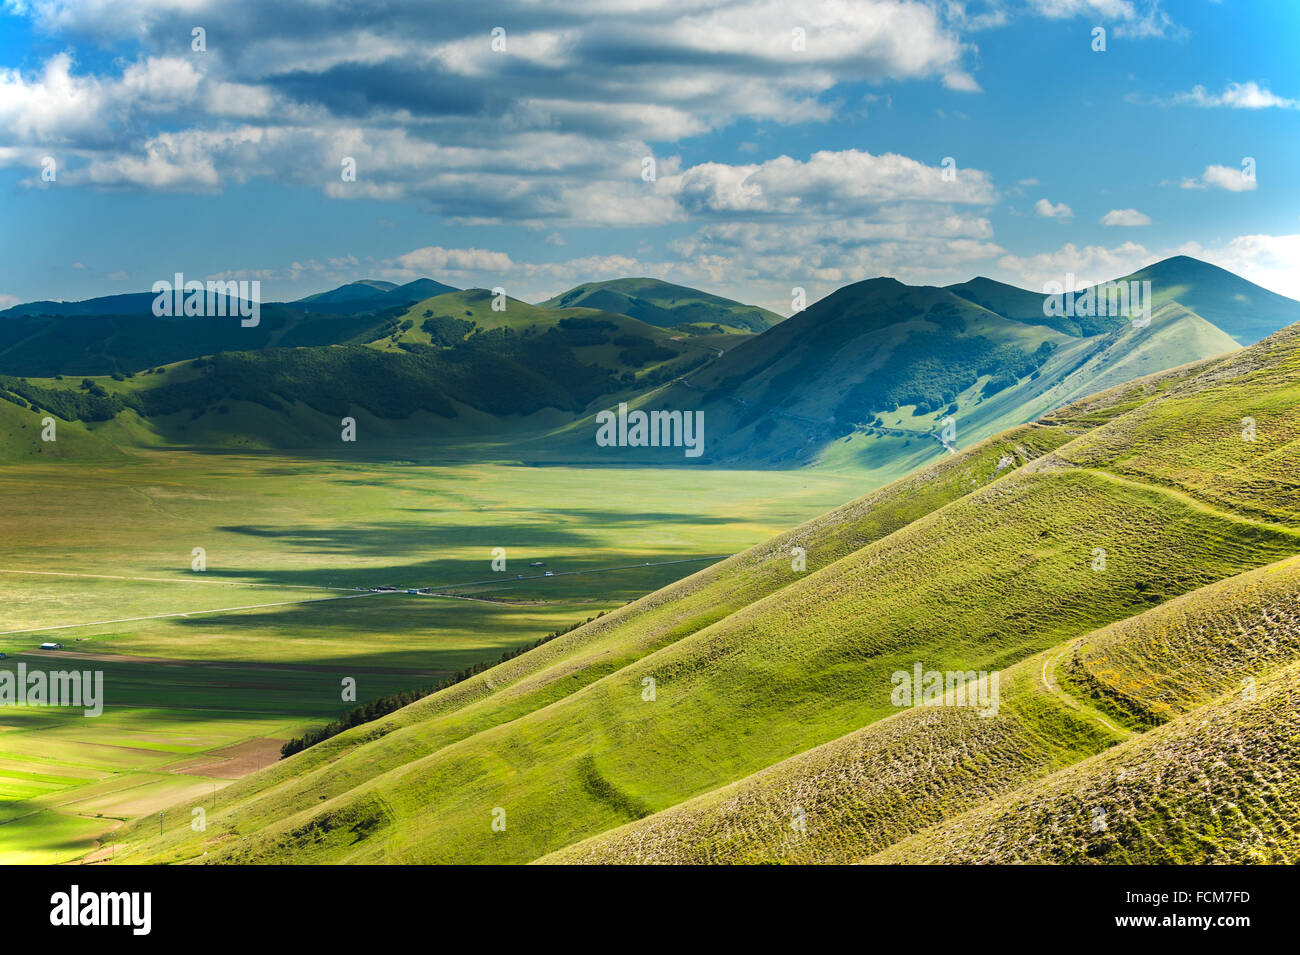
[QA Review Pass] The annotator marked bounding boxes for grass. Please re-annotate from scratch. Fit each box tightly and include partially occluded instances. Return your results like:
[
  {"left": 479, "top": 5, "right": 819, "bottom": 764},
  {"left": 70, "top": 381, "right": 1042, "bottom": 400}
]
[
  {"left": 871, "top": 660, "right": 1300, "bottom": 864},
  {"left": 546, "top": 555, "right": 1300, "bottom": 863},
  {"left": 0, "top": 447, "right": 869, "bottom": 862},
  {"left": 538, "top": 278, "right": 784, "bottom": 333}
]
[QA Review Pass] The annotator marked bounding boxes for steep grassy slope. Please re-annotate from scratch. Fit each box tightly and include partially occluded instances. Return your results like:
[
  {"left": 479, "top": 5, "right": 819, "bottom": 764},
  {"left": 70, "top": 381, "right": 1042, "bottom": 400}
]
[
  {"left": 1045, "top": 329, "right": 1300, "bottom": 524},
  {"left": 543, "top": 555, "right": 1300, "bottom": 863},
  {"left": 543, "top": 651, "right": 1122, "bottom": 864},
  {"left": 111, "top": 325, "right": 1300, "bottom": 863},
  {"left": 99, "top": 423, "right": 1075, "bottom": 852},
  {"left": 872, "top": 663, "right": 1300, "bottom": 864},
  {"left": 141, "top": 476, "right": 1291, "bottom": 864},
  {"left": 540, "top": 278, "right": 783, "bottom": 333},
  {"left": 542, "top": 280, "right": 1236, "bottom": 472}
]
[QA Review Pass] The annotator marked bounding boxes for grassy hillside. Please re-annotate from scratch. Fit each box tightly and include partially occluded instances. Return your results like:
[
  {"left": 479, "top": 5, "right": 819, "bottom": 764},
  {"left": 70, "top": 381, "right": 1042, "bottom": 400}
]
[
  {"left": 544, "top": 555, "right": 1300, "bottom": 863},
  {"left": 0, "top": 306, "right": 403, "bottom": 378},
  {"left": 0, "top": 290, "right": 736, "bottom": 455},
  {"left": 1131, "top": 255, "right": 1300, "bottom": 346},
  {"left": 0, "top": 447, "right": 868, "bottom": 863},
  {"left": 92, "top": 423, "right": 1075, "bottom": 856},
  {"left": 538, "top": 277, "right": 1236, "bottom": 472},
  {"left": 107, "top": 322, "right": 1300, "bottom": 863},
  {"left": 871, "top": 664, "right": 1300, "bottom": 864},
  {"left": 540, "top": 278, "right": 783, "bottom": 333},
  {"left": 0, "top": 389, "right": 126, "bottom": 463}
]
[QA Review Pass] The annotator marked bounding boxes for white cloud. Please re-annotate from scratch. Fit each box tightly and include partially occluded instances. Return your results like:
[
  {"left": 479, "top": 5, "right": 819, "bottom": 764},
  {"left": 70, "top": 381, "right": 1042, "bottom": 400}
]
[
  {"left": 942, "top": 70, "right": 981, "bottom": 92},
  {"left": 1024, "top": 0, "right": 1176, "bottom": 37},
  {"left": 1176, "top": 234, "right": 1300, "bottom": 300},
  {"left": 1181, "top": 164, "right": 1257, "bottom": 192},
  {"left": 997, "top": 240, "right": 1160, "bottom": 290},
  {"left": 996, "top": 234, "right": 1300, "bottom": 301},
  {"left": 1170, "top": 82, "right": 1297, "bottom": 110},
  {"left": 1034, "top": 198, "right": 1073, "bottom": 219},
  {"left": 392, "top": 246, "right": 516, "bottom": 276},
  {"left": 0, "top": 0, "right": 986, "bottom": 216},
  {"left": 672, "top": 150, "right": 996, "bottom": 216},
  {"left": 1100, "top": 208, "right": 1151, "bottom": 226}
]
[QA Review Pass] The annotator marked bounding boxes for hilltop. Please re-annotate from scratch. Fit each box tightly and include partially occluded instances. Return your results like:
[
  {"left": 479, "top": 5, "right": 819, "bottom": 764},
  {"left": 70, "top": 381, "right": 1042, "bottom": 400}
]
[
  {"left": 0, "top": 288, "right": 736, "bottom": 454},
  {"left": 540, "top": 278, "right": 784, "bottom": 334},
  {"left": 292, "top": 278, "right": 459, "bottom": 315},
  {"left": 947, "top": 255, "right": 1300, "bottom": 345},
  {"left": 547, "top": 264, "right": 1243, "bottom": 475}
]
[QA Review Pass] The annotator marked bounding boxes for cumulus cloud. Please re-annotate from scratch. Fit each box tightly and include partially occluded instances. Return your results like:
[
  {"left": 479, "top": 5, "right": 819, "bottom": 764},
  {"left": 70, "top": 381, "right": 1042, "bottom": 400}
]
[
  {"left": 0, "top": 0, "right": 981, "bottom": 210},
  {"left": 1169, "top": 82, "right": 1297, "bottom": 110},
  {"left": 1034, "top": 198, "right": 1073, "bottom": 219},
  {"left": 1100, "top": 208, "right": 1152, "bottom": 226},
  {"left": 671, "top": 150, "right": 996, "bottom": 216},
  {"left": 1181, "top": 164, "right": 1257, "bottom": 192},
  {"left": 1024, "top": 0, "right": 1177, "bottom": 37},
  {"left": 392, "top": 246, "right": 515, "bottom": 276}
]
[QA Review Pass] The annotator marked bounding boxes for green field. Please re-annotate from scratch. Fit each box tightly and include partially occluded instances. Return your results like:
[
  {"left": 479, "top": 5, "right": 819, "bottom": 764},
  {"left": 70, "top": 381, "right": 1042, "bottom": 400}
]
[{"left": 0, "top": 450, "right": 867, "bottom": 862}]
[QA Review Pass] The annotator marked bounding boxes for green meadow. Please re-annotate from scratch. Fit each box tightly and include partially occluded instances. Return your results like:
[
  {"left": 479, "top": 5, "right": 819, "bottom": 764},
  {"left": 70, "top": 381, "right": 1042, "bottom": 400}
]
[{"left": 0, "top": 449, "right": 868, "bottom": 862}]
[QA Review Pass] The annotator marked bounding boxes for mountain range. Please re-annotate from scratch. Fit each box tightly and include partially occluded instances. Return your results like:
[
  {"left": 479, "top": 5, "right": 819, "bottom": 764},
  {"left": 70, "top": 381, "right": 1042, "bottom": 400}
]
[{"left": 2, "top": 256, "right": 1297, "bottom": 481}]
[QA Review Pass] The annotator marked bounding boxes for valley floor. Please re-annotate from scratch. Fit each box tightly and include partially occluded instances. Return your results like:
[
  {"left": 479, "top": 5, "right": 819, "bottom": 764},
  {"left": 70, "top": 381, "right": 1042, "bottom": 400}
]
[{"left": 0, "top": 450, "right": 867, "bottom": 862}]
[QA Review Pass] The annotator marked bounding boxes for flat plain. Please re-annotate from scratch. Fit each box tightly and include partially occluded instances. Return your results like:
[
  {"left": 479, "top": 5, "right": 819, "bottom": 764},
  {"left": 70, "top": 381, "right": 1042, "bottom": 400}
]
[{"left": 0, "top": 449, "right": 867, "bottom": 862}]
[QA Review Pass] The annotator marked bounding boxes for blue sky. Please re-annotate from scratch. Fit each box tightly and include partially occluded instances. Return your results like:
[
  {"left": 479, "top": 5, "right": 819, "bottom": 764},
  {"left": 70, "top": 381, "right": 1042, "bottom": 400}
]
[{"left": 0, "top": 0, "right": 1296, "bottom": 313}]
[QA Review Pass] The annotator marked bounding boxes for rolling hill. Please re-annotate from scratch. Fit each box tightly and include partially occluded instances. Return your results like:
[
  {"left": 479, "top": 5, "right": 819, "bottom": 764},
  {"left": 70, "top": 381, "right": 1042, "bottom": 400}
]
[
  {"left": 540, "top": 278, "right": 784, "bottom": 333},
  {"left": 293, "top": 278, "right": 459, "bottom": 314},
  {"left": 947, "top": 255, "right": 1300, "bottom": 345},
  {"left": 0, "top": 289, "right": 730, "bottom": 453},
  {"left": 106, "top": 314, "right": 1300, "bottom": 864},
  {"left": 544, "top": 268, "right": 1242, "bottom": 474},
  {"left": 0, "top": 276, "right": 462, "bottom": 376},
  {"left": 1, "top": 258, "right": 1290, "bottom": 478}
]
